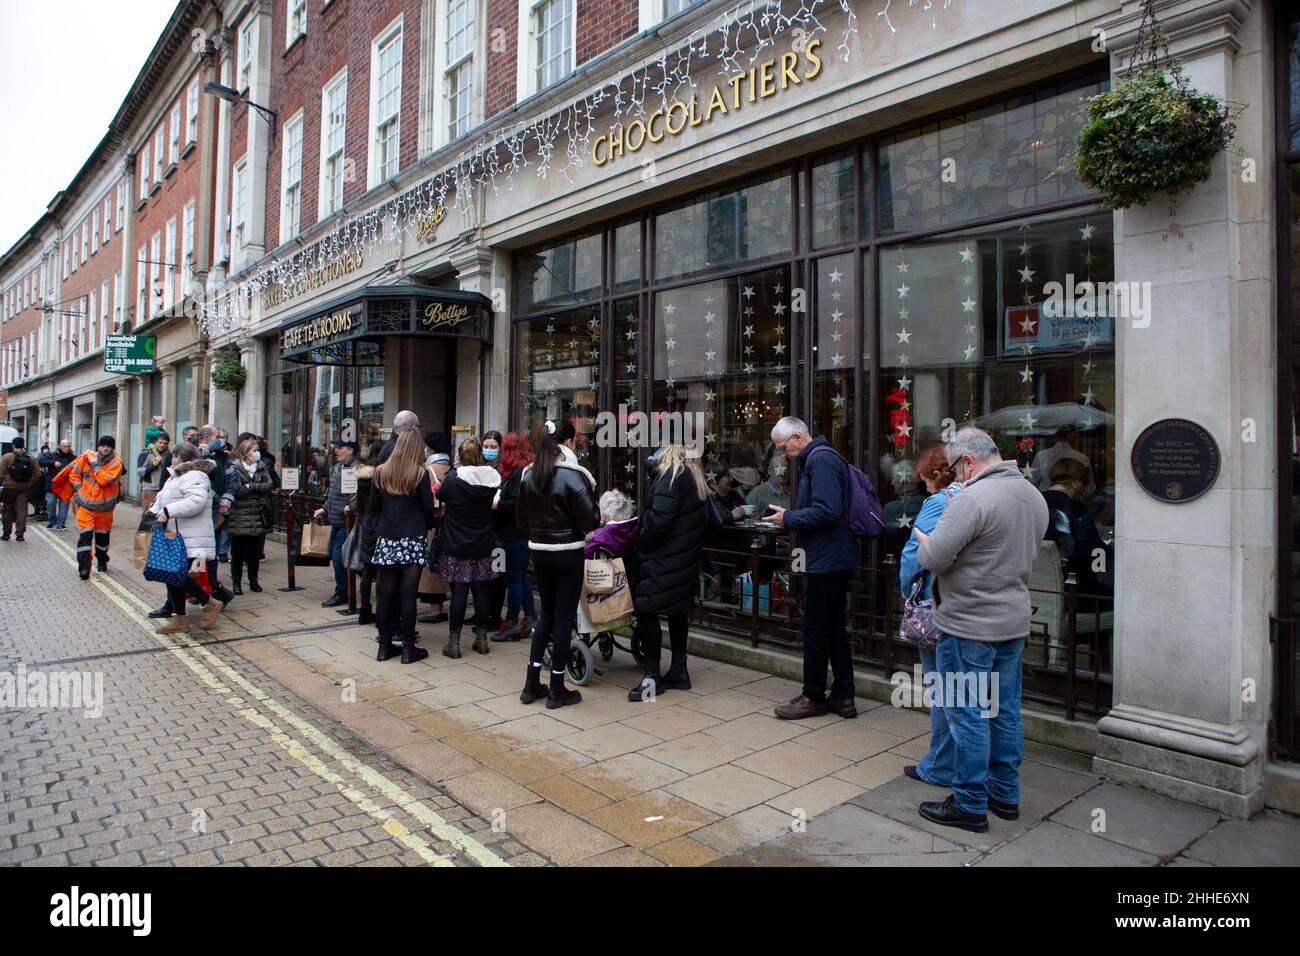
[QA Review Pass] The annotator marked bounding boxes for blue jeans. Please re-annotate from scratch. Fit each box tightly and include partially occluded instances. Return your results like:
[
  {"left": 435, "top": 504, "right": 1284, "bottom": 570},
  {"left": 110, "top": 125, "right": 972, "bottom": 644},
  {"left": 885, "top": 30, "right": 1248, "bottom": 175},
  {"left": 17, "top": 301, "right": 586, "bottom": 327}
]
[
  {"left": 934, "top": 633, "right": 1025, "bottom": 815},
  {"left": 327, "top": 525, "right": 348, "bottom": 599},
  {"left": 47, "top": 493, "right": 68, "bottom": 527},
  {"left": 916, "top": 645, "right": 956, "bottom": 786},
  {"left": 503, "top": 537, "right": 535, "bottom": 621}
]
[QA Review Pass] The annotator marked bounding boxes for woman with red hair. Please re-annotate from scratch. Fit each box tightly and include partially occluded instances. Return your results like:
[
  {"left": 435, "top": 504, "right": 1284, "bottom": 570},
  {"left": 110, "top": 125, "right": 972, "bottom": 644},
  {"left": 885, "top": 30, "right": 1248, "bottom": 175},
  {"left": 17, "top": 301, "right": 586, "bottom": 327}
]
[{"left": 492, "top": 430, "right": 537, "bottom": 641}]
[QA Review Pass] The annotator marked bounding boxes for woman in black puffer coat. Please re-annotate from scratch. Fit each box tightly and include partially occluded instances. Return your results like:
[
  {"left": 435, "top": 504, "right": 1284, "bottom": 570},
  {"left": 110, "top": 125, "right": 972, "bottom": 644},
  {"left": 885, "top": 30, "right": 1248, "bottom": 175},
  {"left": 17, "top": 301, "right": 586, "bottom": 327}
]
[
  {"left": 631, "top": 443, "right": 708, "bottom": 701},
  {"left": 353, "top": 449, "right": 381, "bottom": 629}
]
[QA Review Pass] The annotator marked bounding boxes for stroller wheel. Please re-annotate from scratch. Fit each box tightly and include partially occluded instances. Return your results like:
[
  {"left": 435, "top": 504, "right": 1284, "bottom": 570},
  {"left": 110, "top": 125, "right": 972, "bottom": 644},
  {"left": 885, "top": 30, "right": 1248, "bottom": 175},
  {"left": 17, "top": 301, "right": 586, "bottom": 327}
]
[
  {"left": 598, "top": 632, "right": 615, "bottom": 661},
  {"left": 567, "top": 640, "right": 594, "bottom": 687}
]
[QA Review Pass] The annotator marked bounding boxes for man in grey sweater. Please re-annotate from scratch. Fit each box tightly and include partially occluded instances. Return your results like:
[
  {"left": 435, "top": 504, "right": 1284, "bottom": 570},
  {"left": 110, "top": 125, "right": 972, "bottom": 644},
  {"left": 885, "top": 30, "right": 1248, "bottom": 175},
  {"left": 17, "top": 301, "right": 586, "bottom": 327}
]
[{"left": 912, "top": 427, "right": 1048, "bottom": 832}]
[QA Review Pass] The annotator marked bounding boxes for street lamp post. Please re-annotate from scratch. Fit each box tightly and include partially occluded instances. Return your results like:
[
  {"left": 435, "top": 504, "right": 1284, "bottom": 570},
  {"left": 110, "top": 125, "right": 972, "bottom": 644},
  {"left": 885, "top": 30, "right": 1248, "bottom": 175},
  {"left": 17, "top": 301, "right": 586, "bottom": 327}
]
[{"left": 202, "top": 81, "right": 277, "bottom": 139}]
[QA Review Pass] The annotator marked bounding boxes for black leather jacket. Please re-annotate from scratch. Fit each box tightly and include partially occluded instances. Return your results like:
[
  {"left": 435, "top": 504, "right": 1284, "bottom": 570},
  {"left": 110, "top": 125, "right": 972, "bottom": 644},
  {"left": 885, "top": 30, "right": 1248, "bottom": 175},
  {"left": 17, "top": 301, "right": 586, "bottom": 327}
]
[{"left": 516, "top": 459, "right": 600, "bottom": 549}]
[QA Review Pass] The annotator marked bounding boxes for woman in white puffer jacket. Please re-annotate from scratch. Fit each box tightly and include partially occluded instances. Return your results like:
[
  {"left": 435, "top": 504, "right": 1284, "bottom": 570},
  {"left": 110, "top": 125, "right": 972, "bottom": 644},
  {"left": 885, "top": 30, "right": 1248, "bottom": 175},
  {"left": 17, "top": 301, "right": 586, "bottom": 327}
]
[{"left": 147, "top": 441, "right": 223, "bottom": 632}]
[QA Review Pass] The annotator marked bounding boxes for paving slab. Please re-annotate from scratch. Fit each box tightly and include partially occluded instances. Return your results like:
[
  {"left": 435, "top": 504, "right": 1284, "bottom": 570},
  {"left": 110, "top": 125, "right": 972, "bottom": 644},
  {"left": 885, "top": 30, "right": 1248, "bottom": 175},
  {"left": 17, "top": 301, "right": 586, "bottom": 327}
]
[
  {"left": 733, "top": 740, "right": 854, "bottom": 788},
  {"left": 1050, "top": 782, "right": 1220, "bottom": 858},
  {"left": 585, "top": 790, "right": 719, "bottom": 847},
  {"left": 1181, "top": 812, "right": 1300, "bottom": 866},
  {"left": 975, "top": 820, "right": 1159, "bottom": 866},
  {"left": 664, "top": 764, "right": 791, "bottom": 817}
]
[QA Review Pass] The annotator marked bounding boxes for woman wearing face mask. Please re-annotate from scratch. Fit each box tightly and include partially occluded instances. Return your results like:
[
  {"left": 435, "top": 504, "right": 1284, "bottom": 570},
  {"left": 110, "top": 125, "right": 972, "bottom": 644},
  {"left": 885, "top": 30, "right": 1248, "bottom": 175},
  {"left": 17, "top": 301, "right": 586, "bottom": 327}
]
[
  {"left": 481, "top": 431, "right": 507, "bottom": 633},
  {"left": 223, "top": 437, "right": 274, "bottom": 594}
]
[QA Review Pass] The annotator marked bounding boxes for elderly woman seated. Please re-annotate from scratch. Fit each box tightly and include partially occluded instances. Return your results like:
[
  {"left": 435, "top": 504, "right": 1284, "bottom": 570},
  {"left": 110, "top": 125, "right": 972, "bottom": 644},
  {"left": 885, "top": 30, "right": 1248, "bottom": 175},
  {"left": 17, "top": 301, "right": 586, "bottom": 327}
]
[{"left": 585, "top": 489, "right": 639, "bottom": 565}]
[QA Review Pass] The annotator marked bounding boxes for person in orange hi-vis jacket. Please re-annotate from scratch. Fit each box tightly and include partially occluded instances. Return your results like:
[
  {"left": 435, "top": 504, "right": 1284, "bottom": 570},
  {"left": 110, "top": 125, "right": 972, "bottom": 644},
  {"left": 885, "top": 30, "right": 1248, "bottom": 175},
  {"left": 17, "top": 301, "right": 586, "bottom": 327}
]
[{"left": 68, "top": 434, "right": 125, "bottom": 580}]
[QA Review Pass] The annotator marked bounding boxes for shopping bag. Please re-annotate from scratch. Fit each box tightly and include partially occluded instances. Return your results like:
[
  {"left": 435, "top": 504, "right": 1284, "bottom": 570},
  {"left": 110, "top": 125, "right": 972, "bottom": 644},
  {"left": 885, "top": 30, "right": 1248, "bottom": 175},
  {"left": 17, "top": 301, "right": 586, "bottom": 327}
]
[
  {"left": 584, "top": 561, "right": 633, "bottom": 627},
  {"left": 418, "top": 567, "right": 449, "bottom": 596},
  {"left": 583, "top": 557, "right": 622, "bottom": 595},
  {"left": 300, "top": 519, "right": 331, "bottom": 559},
  {"left": 739, "top": 572, "right": 770, "bottom": 614},
  {"left": 143, "top": 522, "right": 189, "bottom": 587},
  {"left": 140, "top": 488, "right": 159, "bottom": 513},
  {"left": 133, "top": 531, "right": 151, "bottom": 571}
]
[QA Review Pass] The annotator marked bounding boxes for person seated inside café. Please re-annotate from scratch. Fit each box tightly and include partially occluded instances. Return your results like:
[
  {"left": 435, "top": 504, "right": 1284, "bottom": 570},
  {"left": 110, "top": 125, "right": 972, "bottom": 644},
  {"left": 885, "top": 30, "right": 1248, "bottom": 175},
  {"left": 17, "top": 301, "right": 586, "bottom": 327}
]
[
  {"left": 746, "top": 456, "right": 789, "bottom": 518},
  {"left": 711, "top": 469, "right": 746, "bottom": 521},
  {"left": 1042, "top": 457, "right": 1113, "bottom": 606}
]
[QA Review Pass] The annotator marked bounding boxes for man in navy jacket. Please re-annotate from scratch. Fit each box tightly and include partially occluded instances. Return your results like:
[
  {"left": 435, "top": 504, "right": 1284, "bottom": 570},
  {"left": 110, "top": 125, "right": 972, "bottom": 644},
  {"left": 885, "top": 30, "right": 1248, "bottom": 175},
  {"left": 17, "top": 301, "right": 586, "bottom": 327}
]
[{"left": 765, "top": 416, "right": 859, "bottom": 720}]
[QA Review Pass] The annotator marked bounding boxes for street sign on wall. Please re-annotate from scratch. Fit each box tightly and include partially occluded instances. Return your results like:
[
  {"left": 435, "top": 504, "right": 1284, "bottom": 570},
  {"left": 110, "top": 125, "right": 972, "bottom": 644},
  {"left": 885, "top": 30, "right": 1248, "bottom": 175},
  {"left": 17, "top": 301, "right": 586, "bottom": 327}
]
[{"left": 104, "top": 335, "right": 157, "bottom": 374}]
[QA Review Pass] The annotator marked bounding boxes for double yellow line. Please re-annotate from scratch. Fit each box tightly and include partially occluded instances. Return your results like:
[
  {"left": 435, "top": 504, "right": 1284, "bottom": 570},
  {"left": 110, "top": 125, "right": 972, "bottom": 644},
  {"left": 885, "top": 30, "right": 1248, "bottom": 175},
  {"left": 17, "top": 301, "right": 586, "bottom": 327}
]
[{"left": 33, "top": 525, "right": 508, "bottom": 868}]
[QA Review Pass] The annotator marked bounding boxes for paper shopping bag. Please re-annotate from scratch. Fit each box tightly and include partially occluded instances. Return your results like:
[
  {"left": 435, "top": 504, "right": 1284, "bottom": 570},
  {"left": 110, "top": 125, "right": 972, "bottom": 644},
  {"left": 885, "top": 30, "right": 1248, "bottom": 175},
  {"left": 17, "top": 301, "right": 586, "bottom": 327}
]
[
  {"left": 418, "top": 567, "right": 449, "bottom": 597},
  {"left": 300, "top": 519, "right": 331, "bottom": 559},
  {"left": 133, "top": 531, "right": 151, "bottom": 571},
  {"left": 585, "top": 560, "right": 633, "bottom": 627},
  {"left": 140, "top": 488, "right": 159, "bottom": 514},
  {"left": 583, "top": 557, "right": 622, "bottom": 595}
]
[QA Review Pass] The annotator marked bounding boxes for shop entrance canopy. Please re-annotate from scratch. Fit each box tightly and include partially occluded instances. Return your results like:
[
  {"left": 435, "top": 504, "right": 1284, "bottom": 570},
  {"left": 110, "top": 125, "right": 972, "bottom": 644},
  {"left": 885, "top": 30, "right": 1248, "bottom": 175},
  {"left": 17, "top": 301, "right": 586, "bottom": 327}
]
[{"left": 278, "top": 284, "right": 493, "bottom": 364}]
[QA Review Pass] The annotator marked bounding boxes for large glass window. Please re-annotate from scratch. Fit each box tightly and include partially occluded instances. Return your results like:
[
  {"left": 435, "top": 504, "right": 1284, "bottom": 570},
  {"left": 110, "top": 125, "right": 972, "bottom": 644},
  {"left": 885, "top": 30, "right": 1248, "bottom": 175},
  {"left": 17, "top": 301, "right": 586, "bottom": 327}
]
[
  {"left": 655, "top": 173, "right": 792, "bottom": 283},
  {"left": 610, "top": 297, "right": 640, "bottom": 499},
  {"left": 876, "top": 75, "right": 1104, "bottom": 236},
  {"left": 514, "top": 231, "right": 602, "bottom": 314},
  {"left": 513, "top": 308, "right": 600, "bottom": 471}
]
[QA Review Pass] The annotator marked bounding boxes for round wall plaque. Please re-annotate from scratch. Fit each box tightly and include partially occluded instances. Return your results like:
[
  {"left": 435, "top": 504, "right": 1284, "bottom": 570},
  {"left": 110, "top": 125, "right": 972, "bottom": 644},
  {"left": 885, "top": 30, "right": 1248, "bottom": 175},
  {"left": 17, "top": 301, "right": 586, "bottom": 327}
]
[{"left": 1130, "top": 418, "right": 1220, "bottom": 503}]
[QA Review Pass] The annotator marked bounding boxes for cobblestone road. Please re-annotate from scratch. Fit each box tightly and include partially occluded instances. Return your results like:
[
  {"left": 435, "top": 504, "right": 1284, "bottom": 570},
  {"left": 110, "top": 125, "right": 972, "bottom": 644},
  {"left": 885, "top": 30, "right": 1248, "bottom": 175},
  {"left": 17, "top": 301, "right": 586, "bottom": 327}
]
[{"left": 0, "top": 526, "right": 528, "bottom": 867}]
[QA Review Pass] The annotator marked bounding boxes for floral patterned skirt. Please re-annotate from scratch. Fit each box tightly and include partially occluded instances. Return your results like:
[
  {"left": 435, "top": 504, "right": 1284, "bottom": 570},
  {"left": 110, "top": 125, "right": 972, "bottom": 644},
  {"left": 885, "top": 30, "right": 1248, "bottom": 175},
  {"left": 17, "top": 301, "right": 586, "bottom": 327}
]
[
  {"left": 372, "top": 535, "right": 426, "bottom": 566},
  {"left": 437, "top": 552, "right": 495, "bottom": 583}
]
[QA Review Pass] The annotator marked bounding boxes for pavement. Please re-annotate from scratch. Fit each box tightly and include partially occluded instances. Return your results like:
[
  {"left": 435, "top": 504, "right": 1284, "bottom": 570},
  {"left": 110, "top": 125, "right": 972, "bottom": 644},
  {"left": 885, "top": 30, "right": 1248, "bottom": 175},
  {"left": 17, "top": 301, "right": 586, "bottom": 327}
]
[{"left": 2, "top": 504, "right": 1298, "bottom": 867}]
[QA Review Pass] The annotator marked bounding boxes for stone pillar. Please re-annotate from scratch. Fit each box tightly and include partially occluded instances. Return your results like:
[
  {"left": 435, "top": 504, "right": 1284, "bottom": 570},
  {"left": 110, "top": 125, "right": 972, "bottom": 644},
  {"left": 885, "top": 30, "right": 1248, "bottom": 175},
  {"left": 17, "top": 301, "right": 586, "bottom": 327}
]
[
  {"left": 191, "top": 354, "right": 210, "bottom": 430},
  {"left": 160, "top": 365, "right": 177, "bottom": 428},
  {"left": 116, "top": 378, "right": 135, "bottom": 497},
  {"left": 451, "top": 245, "right": 497, "bottom": 430},
  {"left": 237, "top": 336, "right": 263, "bottom": 436},
  {"left": 43, "top": 402, "right": 56, "bottom": 448},
  {"left": 1093, "top": 1, "right": 1271, "bottom": 818}
]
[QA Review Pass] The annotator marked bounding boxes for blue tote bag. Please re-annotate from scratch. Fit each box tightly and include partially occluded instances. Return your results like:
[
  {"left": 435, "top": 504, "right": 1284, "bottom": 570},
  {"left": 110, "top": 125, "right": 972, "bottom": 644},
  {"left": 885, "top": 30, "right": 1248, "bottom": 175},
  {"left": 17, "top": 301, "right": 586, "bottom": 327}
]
[{"left": 143, "top": 521, "right": 189, "bottom": 587}]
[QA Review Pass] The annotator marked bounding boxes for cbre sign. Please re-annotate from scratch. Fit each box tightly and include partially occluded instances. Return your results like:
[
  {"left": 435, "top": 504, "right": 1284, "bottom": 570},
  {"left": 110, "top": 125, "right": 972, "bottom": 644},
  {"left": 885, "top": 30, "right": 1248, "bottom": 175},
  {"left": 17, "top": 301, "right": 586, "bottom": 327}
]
[{"left": 104, "top": 334, "right": 157, "bottom": 374}]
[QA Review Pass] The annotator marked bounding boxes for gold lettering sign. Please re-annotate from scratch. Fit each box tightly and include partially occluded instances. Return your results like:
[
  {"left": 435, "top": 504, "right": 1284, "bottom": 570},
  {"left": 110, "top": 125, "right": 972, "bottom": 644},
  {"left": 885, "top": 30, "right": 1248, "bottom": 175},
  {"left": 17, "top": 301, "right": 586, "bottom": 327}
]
[
  {"left": 282, "top": 308, "right": 357, "bottom": 351},
  {"left": 422, "top": 301, "right": 471, "bottom": 330},
  {"left": 262, "top": 250, "right": 365, "bottom": 309},
  {"left": 415, "top": 204, "right": 448, "bottom": 244},
  {"left": 592, "top": 39, "right": 822, "bottom": 167}
]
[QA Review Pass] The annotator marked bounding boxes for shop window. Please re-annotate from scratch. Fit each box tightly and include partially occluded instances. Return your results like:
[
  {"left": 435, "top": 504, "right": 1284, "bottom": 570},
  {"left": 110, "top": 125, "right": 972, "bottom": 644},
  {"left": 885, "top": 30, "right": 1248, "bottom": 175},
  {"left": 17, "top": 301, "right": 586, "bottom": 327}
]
[
  {"left": 513, "top": 307, "right": 600, "bottom": 472},
  {"left": 613, "top": 220, "right": 640, "bottom": 293},
  {"left": 306, "top": 365, "right": 353, "bottom": 495},
  {"left": 514, "top": 231, "right": 602, "bottom": 314},
  {"left": 651, "top": 265, "right": 792, "bottom": 493},
  {"left": 809, "top": 253, "right": 858, "bottom": 459},
  {"left": 174, "top": 362, "right": 194, "bottom": 436},
  {"left": 877, "top": 209, "right": 1116, "bottom": 671},
  {"left": 811, "top": 152, "right": 855, "bottom": 250},
  {"left": 610, "top": 296, "right": 640, "bottom": 498},
  {"left": 356, "top": 363, "right": 387, "bottom": 458},
  {"left": 654, "top": 172, "right": 791, "bottom": 283},
  {"left": 265, "top": 368, "right": 296, "bottom": 469},
  {"left": 876, "top": 74, "right": 1104, "bottom": 236}
]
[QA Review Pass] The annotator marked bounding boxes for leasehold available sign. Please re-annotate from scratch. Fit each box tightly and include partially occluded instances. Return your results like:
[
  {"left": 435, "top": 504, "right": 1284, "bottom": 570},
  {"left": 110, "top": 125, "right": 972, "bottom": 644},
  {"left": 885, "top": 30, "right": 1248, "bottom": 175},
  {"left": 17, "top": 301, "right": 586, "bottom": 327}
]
[{"left": 104, "top": 335, "right": 157, "bottom": 374}]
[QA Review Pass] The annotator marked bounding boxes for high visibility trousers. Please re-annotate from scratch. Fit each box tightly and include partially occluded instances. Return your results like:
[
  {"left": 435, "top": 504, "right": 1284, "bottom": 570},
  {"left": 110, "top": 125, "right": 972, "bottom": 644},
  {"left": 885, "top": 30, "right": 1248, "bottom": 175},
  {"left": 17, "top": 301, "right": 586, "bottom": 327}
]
[{"left": 77, "top": 528, "right": 111, "bottom": 575}]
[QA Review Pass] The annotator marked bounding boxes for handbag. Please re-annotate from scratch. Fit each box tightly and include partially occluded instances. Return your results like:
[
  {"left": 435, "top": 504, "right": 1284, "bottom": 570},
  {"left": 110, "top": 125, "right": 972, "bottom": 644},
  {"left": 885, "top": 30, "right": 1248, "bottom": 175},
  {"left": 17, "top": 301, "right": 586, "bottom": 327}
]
[
  {"left": 898, "top": 577, "right": 940, "bottom": 649},
  {"left": 259, "top": 497, "right": 274, "bottom": 531},
  {"left": 143, "top": 521, "right": 190, "bottom": 587},
  {"left": 341, "top": 525, "right": 366, "bottom": 572},
  {"left": 424, "top": 526, "right": 441, "bottom": 570}
]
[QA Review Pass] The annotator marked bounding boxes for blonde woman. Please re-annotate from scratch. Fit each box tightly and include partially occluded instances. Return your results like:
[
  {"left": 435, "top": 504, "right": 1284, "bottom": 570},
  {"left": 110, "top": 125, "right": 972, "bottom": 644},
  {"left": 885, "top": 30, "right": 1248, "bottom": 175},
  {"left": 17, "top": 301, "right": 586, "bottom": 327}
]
[
  {"left": 630, "top": 442, "right": 708, "bottom": 701},
  {"left": 367, "top": 428, "right": 436, "bottom": 664}
]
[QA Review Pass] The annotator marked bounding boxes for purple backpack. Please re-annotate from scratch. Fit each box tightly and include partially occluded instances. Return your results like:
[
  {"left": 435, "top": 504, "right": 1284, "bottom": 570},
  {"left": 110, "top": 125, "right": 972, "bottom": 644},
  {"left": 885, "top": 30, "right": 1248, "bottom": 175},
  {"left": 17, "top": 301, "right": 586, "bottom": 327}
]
[{"left": 806, "top": 444, "right": 886, "bottom": 539}]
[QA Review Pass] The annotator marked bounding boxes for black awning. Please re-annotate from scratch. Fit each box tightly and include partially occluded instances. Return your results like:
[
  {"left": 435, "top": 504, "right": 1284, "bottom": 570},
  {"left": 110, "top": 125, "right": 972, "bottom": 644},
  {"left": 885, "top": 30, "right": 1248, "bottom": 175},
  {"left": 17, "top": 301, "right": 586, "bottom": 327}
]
[{"left": 279, "top": 283, "right": 493, "bottom": 364}]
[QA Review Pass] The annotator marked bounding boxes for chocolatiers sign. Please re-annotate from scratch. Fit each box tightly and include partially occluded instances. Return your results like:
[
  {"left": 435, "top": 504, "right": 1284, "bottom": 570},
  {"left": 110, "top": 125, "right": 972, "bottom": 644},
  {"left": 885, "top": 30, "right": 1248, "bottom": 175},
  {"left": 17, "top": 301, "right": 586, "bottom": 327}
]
[{"left": 1130, "top": 418, "right": 1220, "bottom": 503}]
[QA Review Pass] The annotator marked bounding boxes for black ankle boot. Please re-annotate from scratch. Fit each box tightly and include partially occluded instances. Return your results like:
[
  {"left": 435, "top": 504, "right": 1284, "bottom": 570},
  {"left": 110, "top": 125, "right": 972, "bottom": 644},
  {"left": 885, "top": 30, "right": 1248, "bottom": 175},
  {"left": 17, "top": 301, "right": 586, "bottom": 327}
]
[
  {"left": 376, "top": 635, "right": 397, "bottom": 662},
  {"left": 231, "top": 580, "right": 243, "bottom": 596},
  {"left": 546, "top": 673, "right": 582, "bottom": 709},
  {"left": 357, "top": 607, "right": 375, "bottom": 626},
  {"left": 248, "top": 578, "right": 262, "bottom": 593},
  {"left": 401, "top": 638, "right": 429, "bottom": 665},
  {"left": 519, "top": 665, "right": 549, "bottom": 704},
  {"left": 627, "top": 671, "right": 661, "bottom": 702},
  {"left": 658, "top": 666, "right": 692, "bottom": 691}
]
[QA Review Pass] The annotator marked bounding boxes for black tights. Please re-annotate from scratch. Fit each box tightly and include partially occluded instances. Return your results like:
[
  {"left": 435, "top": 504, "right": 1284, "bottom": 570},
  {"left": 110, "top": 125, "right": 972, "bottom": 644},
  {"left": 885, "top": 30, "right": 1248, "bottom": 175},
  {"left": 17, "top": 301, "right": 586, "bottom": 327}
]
[
  {"left": 637, "top": 612, "right": 690, "bottom": 676},
  {"left": 376, "top": 563, "right": 422, "bottom": 642},
  {"left": 449, "top": 579, "right": 492, "bottom": 632},
  {"left": 528, "top": 549, "right": 583, "bottom": 681},
  {"left": 230, "top": 534, "right": 264, "bottom": 584},
  {"left": 167, "top": 577, "right": 210, "bottom": 610},
  {"left": 359, "top": 562, "right": 376, "bottom": 611}
]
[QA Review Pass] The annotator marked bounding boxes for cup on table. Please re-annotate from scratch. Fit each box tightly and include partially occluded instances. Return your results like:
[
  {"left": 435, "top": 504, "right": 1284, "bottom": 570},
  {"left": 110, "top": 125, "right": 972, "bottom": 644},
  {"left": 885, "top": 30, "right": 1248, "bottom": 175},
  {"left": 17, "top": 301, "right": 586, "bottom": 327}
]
[{"left": 741, "top": 504, "right": 756, "bottom": 518}]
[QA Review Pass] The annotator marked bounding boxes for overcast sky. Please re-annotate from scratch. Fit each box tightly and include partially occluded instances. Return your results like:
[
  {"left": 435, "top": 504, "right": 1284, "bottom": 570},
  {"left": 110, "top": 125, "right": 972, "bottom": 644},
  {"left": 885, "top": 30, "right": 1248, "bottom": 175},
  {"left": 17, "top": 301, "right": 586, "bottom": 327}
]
[{"left": 0, "top": 0, "right": 180, "bottom": 252}]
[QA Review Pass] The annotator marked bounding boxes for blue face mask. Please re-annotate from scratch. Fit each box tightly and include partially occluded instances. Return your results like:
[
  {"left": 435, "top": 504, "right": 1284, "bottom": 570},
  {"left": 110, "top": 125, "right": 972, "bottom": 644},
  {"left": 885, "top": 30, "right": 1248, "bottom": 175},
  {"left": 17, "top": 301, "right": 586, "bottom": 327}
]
[
  {"left": 483, "top": 449, "right": 499, "bottom": 462},
  {"left": 210, "top": 438, "right": 226, "bottom": 451}
]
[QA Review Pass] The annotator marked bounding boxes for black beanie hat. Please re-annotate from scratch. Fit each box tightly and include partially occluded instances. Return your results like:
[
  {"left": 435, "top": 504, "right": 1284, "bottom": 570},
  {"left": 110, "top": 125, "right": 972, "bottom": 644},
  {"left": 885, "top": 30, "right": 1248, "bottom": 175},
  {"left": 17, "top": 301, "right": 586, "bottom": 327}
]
[{"left": 97, "top": 435, "right": 116, "bottom": 449}]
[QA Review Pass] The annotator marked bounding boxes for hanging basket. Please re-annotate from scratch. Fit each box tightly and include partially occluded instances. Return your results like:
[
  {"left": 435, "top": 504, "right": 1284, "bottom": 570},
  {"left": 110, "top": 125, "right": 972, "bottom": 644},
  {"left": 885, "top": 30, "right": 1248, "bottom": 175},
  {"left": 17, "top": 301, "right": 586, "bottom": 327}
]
[
  {"left": 211, "top": 351, "right": 247, "bottom": 394},
  {"left": 1073, "top": 0, "right": 1239, "bottom": 210}
]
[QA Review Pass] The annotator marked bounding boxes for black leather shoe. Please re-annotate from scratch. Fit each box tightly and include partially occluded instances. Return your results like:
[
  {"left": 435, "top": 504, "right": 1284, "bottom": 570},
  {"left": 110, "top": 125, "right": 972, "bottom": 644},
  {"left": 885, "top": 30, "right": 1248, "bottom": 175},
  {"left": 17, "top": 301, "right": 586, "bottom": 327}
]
[
  {"left": 147, "top": 604, "right": 174, "bottom": 619},
  {"left": 417, "top": 611, "right": 448, "bottom": 624},
  {"left": 231, "top": 582, "right": 243, "bottom": 596},
  {"left": 658, "top": 669, "right": 692, "bottom": 692},
  {"left": 401, "top": 641, "right": 429, "bottom": 665},
  {"left": 376, "top": 636, "right": 397, "bottom": 662},
  {"left": 903, "top": 765, "right": 948, "bottom": 788},
  {"left": 918, "top": 795, "right": 988, "bottom": 833},
  {"left": 627, "top": 673, "right": 661, "bottom": 702},
  {"left": 987, "top": 797, "right": 1020, "bottom": 821},
  {"left": 321, "top": 595, "right": 346, "bottom": 608},
  {"left": 357, "top": 608, "right": 376, "bottom": 626},
  {"left": 248, "top": 580, "right": 263, "bottom": 593}
]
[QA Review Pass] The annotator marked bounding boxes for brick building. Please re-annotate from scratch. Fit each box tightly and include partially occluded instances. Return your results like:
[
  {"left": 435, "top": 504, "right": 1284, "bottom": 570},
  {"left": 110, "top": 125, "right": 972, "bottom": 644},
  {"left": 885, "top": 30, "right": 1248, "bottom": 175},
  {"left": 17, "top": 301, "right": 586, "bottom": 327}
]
[{"left": 4, "top": 0, "right": 1300, "bottom": 820}]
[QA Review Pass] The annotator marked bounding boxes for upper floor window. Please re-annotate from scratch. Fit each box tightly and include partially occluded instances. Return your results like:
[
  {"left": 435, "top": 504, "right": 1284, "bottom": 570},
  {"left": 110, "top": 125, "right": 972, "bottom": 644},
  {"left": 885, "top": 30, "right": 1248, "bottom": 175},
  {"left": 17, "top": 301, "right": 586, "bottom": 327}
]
[
  {"left": 169, "top": 105, "right": 181, "bottom": 166},
  {"left": 664, "top": 0, "right": 698, "bottom": 17},
  {"left": 102, "top": 196, "right": 112, "bottom": 244},
  {"left": 320, "top": 70, "right": 348, "bottom": 217},
  {"left": 239, "top": 19, "right": 256, "bottom": 90},
  {"left": 80, "top": 222, "right": 88, "bottom": 263},
  {"left": 186, "top": 78, "right": 200, "bottom": 144},
  {"left": 91, "top": 209, "right": 99, "bottom": 254},
  {"left": 446, "top": 0, "right": 474, "bottom": 140},
  {"left": 153, "top": 127, "right": 164, "bottom": 183},
  {"left": 233, "top": 159, "right": 248, "bottom": 250},
  {"left": 535, "top": 0, "right": 573, "bottom": 90},
  {"left": 182, "top": 200, "right": 196, "bottom": 291},
  {"left": 281, "top": 112, "right": 304, "bottom": 243},
  {"left": 370, "top": 19, "right": 403, "bottom": 186},
  {"left": 116, "top": 182, "right": 126, "bottom": 229},
  {"left": 288, "top": 0, "right": 307, "bottom": 46},
  {"left": 140, "top": 143, "right": 151, "bottom": 195}
]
